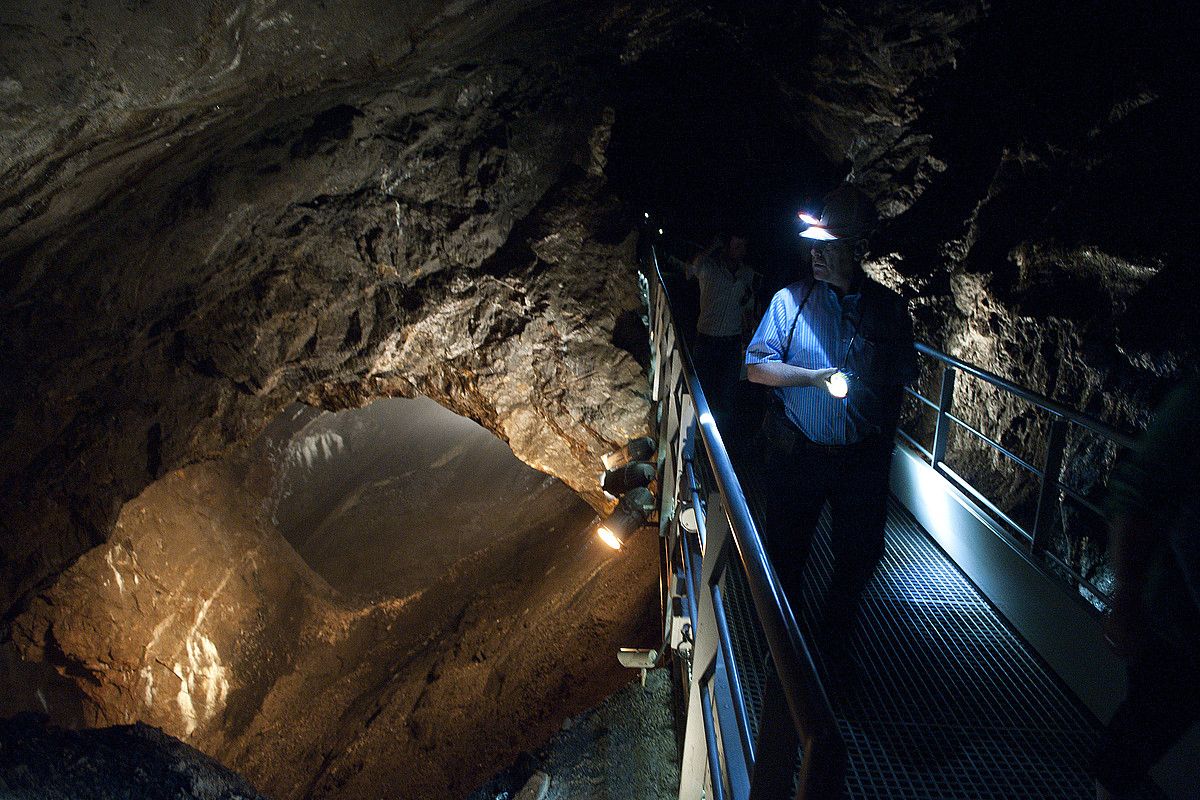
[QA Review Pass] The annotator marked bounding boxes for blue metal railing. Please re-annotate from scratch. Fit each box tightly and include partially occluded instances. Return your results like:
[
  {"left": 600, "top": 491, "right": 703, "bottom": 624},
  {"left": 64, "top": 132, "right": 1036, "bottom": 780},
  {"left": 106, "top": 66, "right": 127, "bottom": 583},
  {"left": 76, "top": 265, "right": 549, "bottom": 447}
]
[{"left": 645, "top": 248, "right": 843, "bottom": 800}]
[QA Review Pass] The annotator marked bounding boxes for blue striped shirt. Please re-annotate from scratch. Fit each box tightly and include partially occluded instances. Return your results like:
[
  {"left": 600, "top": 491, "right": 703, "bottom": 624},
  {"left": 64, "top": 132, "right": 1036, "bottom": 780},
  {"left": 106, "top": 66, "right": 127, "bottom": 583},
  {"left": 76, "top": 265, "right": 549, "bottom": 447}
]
[{"left": 745, "top": 278, "right": 917, "bottom": 445}]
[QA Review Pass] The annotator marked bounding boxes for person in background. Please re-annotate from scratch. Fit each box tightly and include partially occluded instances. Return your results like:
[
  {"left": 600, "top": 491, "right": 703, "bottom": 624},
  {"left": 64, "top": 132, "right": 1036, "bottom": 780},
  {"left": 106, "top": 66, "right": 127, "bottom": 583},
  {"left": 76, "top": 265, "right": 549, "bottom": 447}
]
[
  {"left": 687, "top": 227, "right": 758, "bottom": 432},
  {"left": 744, "top": 185, "right": 917, "bottom": 647},
  {"left": 1095, "top": 377, "right": 1200, "bottom": 800}
]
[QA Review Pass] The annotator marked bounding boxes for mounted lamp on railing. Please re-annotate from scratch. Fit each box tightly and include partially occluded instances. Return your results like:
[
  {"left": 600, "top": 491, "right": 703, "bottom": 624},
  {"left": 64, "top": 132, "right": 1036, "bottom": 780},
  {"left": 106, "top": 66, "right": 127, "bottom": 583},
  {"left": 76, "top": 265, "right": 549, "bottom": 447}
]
[
  {"left": 596, "top": 436, "right": 658, "bottom": 551},
  {"left": 601, "top": 436, "right": 656, "bottom": 470},
  {"left": 597, "top": 487, "right": 656, "bottom": 551},
  {"left": 601, "top": 461, "right": 656, "bottom": 497}
]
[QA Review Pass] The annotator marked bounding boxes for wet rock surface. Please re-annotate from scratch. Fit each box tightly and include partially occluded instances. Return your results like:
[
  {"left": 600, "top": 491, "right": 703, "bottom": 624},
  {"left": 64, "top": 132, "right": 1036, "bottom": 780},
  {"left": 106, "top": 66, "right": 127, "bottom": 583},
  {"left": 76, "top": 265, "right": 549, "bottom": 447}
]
[{"left": 3, "top": 397, "right": 659, "bottom": 799}]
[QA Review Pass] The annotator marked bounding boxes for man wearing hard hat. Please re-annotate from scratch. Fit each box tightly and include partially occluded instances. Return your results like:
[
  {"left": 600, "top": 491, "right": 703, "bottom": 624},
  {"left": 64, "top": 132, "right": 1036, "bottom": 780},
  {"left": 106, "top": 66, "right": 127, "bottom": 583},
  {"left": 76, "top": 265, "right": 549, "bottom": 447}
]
[{"left": 745, "top": 184, "right": 918, "bottom": 653}]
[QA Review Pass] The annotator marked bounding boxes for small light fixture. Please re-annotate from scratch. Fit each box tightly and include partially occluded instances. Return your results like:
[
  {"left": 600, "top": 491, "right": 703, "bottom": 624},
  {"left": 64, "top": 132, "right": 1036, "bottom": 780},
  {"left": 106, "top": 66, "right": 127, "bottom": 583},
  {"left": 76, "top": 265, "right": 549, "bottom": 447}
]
[
  {"left": 601, "top": 436, "right": 656, "bottom": 470},
  {"left": 678, "top": 505, "right": 698, "bottom": 535},
  {"left": 825, "top": 370, "right": 849, "bottom": 399},
  {"left": 602, "top": 461, "right": 656, "bottom": 496},
  {"left": 798, "top": 211, "right": 839, "bottom": 241},
  {"left": 801, "top": 225, "right": 838, "bottom": 241},
  {"left": 617, "top": 647, "right": 658, "bottom": 686},
  {"left": 643, "top": 211, "right": 650, "bottom": 219},
  {"left": 657, "top": 227, "right": 664, "bottom": 236},
  {"left": 597, "top": 487, "right": 656, "bottom": 551}
]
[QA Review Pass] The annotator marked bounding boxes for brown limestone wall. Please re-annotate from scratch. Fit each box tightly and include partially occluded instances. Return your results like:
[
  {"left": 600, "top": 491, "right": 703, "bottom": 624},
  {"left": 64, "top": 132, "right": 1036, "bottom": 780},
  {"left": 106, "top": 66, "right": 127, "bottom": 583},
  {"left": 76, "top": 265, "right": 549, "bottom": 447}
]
[{"left": 0, "top": 1, "right": 653, "bottom": 624}]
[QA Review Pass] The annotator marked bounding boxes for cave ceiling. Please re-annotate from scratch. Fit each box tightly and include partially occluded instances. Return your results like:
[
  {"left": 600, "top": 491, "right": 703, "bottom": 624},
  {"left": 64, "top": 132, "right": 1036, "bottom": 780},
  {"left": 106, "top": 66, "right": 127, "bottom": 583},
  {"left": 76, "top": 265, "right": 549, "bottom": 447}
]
[{"left": 0, "top": 0, "right": 1196, "bottom": 744}]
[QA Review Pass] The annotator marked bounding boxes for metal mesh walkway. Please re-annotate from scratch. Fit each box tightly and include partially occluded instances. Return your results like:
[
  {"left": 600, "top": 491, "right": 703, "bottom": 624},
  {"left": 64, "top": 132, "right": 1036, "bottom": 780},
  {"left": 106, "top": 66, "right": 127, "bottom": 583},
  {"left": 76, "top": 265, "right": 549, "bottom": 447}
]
[{"left": 721, "top": 497, "right": 1103, "bottom": 799}]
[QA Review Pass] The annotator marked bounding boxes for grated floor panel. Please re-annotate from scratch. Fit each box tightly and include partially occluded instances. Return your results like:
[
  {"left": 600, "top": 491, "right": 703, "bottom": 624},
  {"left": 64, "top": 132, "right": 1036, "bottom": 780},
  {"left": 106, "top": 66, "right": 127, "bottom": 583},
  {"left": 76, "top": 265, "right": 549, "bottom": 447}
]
[{"left": 719, "top": 497, "right": 1103, "bottom": 799}]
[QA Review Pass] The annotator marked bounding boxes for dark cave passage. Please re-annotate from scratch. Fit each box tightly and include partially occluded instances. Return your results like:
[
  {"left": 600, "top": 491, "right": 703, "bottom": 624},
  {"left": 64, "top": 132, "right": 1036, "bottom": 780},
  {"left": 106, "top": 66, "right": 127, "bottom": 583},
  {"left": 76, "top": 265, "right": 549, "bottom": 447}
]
[
  {"left": 605, "top": 15, "right": 844, "bottom": 293},
  {"left": 265, "top": 398, "right": 596, "bottom": 600}
]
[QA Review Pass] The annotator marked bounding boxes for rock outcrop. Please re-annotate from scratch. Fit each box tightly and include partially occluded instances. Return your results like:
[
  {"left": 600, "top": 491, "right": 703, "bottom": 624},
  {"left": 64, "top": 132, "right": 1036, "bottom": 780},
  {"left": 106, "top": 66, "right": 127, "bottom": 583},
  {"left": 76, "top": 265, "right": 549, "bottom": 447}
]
[
  {"left": 1, "top": 1, "right": 651, "bottom": 623},
  {"left": 0, "top": 715, "right": 269, "bottom": 800},
  {"left": 2, "top": 0, "right": 1196, "bottom": 797},
  {"left": 4, "top": 398, "right": 661, "bottom": 799}
]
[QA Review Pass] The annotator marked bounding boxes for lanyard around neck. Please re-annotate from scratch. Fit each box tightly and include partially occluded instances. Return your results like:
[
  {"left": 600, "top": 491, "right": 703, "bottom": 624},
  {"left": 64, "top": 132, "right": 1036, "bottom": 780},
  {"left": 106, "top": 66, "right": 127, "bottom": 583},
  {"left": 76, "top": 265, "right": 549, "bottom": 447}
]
[
  {"left": 781, "top": 282, "right": 816, "bottom": 362},
  {"left": 781, "top": 281, "right": 863, "bottom": 368}
]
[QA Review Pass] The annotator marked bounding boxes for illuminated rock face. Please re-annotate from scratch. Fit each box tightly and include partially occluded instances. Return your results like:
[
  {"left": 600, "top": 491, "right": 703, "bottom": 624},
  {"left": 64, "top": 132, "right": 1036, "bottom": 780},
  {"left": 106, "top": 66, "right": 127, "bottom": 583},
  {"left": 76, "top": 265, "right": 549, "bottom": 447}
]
[
  {"left": 2, "top": 6, "right": 657, "bottom": 796},
  {"left": 0, "top": 0, "right": 1192, "bottom": 797},
  {"left": 0, "top": 2, "right": 651, "bottom": 622},
  {"left": 5, "top": 400, "right": 660, "bottom": 799},
  {"left": 8, "top": 458, "right": 323, "bottom": 739}
]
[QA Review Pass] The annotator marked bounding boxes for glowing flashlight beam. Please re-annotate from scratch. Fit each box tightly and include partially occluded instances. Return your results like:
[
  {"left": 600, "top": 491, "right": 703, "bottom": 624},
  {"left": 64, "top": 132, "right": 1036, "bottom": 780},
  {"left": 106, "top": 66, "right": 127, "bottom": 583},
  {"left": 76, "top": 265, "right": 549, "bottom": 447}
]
[{"left": 826, "top": 370, "right": 849, "bottom": 399}]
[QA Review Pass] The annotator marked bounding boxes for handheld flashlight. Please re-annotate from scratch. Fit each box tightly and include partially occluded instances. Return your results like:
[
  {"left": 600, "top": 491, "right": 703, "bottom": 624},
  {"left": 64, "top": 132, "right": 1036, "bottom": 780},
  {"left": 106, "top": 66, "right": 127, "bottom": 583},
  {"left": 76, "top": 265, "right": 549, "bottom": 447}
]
[{"left": 826, "top": 370, "right": 849, "bottom": 399}]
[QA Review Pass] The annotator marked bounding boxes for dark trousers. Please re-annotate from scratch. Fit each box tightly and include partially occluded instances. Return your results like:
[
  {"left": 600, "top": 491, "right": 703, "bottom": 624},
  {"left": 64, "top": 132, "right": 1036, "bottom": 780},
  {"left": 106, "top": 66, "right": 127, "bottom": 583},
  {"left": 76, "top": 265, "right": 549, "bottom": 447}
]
[
  {"left": 694, "top": 333, "right": 743, "bottom": 431},
  {"left": 1093, "top": 632, "right": 1200, "bottom": 795},
  {"left": 758, "top": 412, "right": 893, "bottom": 633}
]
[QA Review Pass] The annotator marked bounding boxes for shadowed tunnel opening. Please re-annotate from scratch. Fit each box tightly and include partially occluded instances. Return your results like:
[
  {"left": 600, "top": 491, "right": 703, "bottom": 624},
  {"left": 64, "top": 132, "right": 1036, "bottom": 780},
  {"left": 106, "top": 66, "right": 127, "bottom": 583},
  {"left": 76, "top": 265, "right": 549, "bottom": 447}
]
[
  {"left": 267, "top": 398, "right": 596, "bottom": 600},
  {"left": 606, "top": 14, "right": 845, "bottom": 293}
]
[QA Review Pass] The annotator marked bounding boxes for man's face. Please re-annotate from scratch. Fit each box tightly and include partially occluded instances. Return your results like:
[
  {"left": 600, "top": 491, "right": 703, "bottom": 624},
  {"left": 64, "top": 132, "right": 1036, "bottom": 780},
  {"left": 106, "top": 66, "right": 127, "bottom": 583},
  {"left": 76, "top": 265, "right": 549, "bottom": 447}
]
[
  {"left": 810, "top": 239, "right": 859, "bottom": 290},
  {"left": 727, "top": 236, "right": 748, "bottom": 261}
]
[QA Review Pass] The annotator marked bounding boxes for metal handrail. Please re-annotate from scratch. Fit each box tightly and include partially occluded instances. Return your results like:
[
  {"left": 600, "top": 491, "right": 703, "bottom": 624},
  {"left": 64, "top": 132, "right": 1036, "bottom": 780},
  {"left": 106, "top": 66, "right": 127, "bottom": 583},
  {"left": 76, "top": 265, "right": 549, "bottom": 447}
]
[
  {"left": 914, "top": 343, "right": 1138, "bottom": 451},
  {"left": 908, "top": 343, "right": 1136, "bottom": 606},
  {"left": 944, "top": 409, "right": 1043, "bottom": 477},
  {"left": 647, "top": 247, "right": 843, "bottom": 799}
]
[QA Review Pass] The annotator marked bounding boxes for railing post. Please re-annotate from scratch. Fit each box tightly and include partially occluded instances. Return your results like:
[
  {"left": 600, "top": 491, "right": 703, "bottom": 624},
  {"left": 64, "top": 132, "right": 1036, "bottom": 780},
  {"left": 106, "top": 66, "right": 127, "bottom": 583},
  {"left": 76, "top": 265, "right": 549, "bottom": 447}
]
[
  {"left": 748, "top": 666, "right": 799, "bottom": 800},
  {"left": 1032, "top": 414, "right": 1068, "bottom": 555},
  {"left": 931, "top": 365, "right": 957, "bottom": 468}
]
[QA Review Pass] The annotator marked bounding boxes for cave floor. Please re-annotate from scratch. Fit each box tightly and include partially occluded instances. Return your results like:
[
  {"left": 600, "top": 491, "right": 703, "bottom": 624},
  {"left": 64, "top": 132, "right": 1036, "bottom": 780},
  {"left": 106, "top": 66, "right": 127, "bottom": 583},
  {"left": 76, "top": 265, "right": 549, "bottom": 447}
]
[
  {"left": 721, "top": 496, "right": 1109, "bottom": 800},
  {"left": 468, "top": 667, "right": 680, "bottom": 800}
]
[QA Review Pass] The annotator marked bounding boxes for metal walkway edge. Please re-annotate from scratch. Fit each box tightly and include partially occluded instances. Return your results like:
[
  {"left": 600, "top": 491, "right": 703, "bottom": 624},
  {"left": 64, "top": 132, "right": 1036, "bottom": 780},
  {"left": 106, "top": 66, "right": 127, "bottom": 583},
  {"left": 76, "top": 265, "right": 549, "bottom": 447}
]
[
  {"left": 641, "top": 247, "right": 1167, "bottom": 799},
  {"left": 720, "top": 493, "right": 1104, "bottom": 798}
]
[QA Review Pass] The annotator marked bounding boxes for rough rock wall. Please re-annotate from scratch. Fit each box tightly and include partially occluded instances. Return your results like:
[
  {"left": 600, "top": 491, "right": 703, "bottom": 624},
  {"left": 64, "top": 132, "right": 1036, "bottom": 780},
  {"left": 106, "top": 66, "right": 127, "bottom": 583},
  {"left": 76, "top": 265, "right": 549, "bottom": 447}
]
[
  {"left": 2, "top": 0, "right": 1197, "bottom": 793},
  {"left": 773, "top": 1, "right": 1196, "bottom": 580},
  {"left": 6, "top": 453, "right": 328, "bottom": 739},
  {"left": 3, "top": 405, "right": 659, "bottom": 800},
  {"left": 0, "top": 716, "right": 269, "bottom": 800},
  {"left": 2, "top": 6, "right": 665, "bottom": 797},
  {"left": 1, "top": 0, "right": 651, "bottom": 623}
]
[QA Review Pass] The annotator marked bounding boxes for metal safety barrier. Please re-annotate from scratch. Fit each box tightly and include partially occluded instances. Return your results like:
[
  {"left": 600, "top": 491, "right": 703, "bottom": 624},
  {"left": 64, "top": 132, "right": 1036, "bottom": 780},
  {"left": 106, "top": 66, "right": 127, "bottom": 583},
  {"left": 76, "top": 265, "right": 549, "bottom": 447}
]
[
  {"left": 898, "top": 345, "right": 1136, "bottom": 607},
  {"left": 644, "top": 248, "right": 844, "bottom": 800},
  {"left": 643, "top": 239, "right": 1143, "bottom": 798}
]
